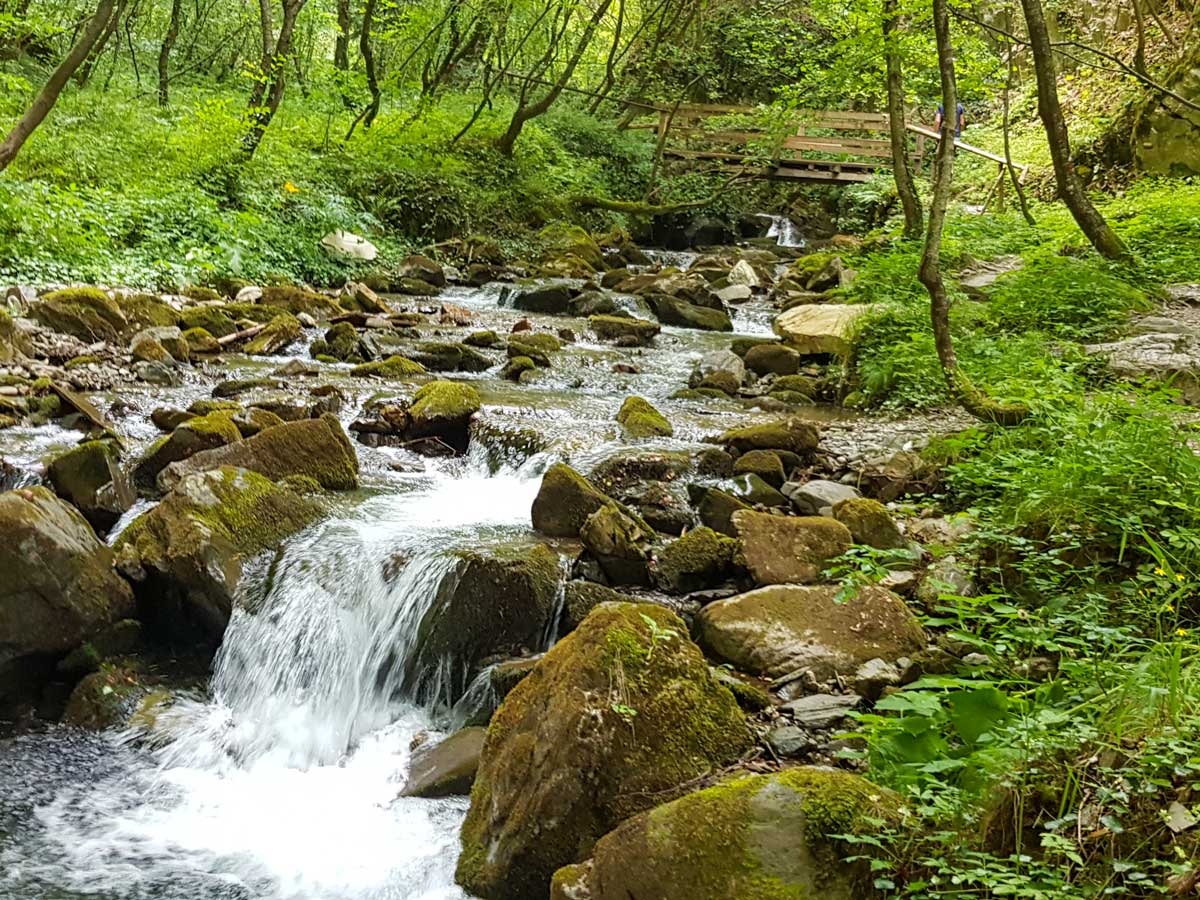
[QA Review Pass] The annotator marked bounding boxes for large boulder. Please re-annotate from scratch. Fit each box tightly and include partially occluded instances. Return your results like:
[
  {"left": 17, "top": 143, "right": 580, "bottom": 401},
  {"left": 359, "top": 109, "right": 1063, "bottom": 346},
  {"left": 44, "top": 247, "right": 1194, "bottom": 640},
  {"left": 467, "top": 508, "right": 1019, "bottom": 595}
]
[
  {"left": 539, "top": 223, "right": 606, "bottom": 272},
  {"left": 114, "top": 466, "right": 322, "bottom": 648},
  {"left": 406, "top": 380, "right": 481, "bottom": 453},
  {"left": 456, "top": 602, "right": 753, "bottom": 900},
  {"left": 401, "top": 727, "right": 486, "bottom": 798},
  {"left": 46, "top": 440, "right": 132, "bottom": 533},
  {"left": 774, "top": 304, "right": 878, "bottom": 356},
  {"left": 0, "top": 488, "right": 135, "bottom": 704},
  {"left": 653, "top": 526, "right": 737, "bottom": 594},
  {"left": 733, "top": 510, "right": 850, "bottom": 585},
  {"left": 697, "top": 583, "right": 925, "bottom": 679},
  {"left": 744, "top": 342, "right": 802, "bottom": 376},
  {"left": 134, "top": 412, "right": 243, "bottom": 489},
  {"left": 716, "top": 418, "right": 820, "bottom": 456},
  {"left": 30, "top": 287, "right": 128, "bottom": 342},
  {"left": 531, "top": 463, "right": 613, "bottom": 537},
  {"left": 589, "top": 315, "right": 660, "bottom": 345},
  {"left": 647, "top": 294, "right": 732, "bottom": 332},
  {"left": 408, "top": 543, "right": 561, "bottom": 703},
  {"left": 510, "top": 284, "right": 575, "bottom": 315},
  {"left": 553, "top": 767, "right": 897, "bottom": 900},
  {"left": 157, "top": 414, "right": 359, "bottom": 491},
  {"left": 834, "top": 497, "right": 906, "bottom": 550},
  {"left": 409, "top": 341, "right": 492, "bottom": 373}
]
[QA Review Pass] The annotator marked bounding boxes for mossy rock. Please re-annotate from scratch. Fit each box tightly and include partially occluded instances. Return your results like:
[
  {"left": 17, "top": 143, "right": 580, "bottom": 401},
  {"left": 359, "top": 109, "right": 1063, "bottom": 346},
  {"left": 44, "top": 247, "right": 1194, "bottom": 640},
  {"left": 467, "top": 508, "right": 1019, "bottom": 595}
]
[
  {"left": 771, "top": 374, "right": 819, "bottom": 398},
  {"left": 531, "top": 463, "right": 613, "bottom": 537},
  {"left": 647, "top": 294, "right": 733, "bottom": 332},
  {"left": 182, "top": 327, "right": 221, "bottom": 354},
  {"left": 46, "top": 440, "right": 129, "bottom": 533},
  {"left": 510, "top": 332, "right": 561, "bottom": 355},
  {"left": 733, "top": 510, "right": 850, "bottom": 585},
  {"left": 407, "top": 380, "right": 482, "bottom": 453},
  {"left": 698, "top": 583, "right": 925, "bottom": 680},
  {"left": 653, "top": 527, "right": 737, "bottom": 594},
  {"left": 410, "top": 341, "right": 492, "bottom": 373},
  {"left": 62, "top": 663, "right": 149, "bottom": 730},
  {"left": 119, "top": 293, "right": 178, "bottom": 331},
  {"left": 64, "top": 354, "right": 102, "bottom": 370},
  {"left": 31, "top": 287, "right": 128, "bottom": 342},
  {"left": 501, "top": 355, "right": 537, "bottom": 381},
  {"left": 456, "top": 602, "right": 754, "bottom": 900},
  {"left": 744, "top": 342, "right": 802, "bottom": 376},
  {"left": 561, "top": 581, "right": 638, "bottom": 634},
  {"left": 588, "top": 450, "right": 690, "bottom": 496},
  {"left": 698, "top": 488, "right": 752, "bottom": 537},
  {"left": 244, "top": 313, "right": 302, "bottom": 355},
  {"left": 716, "top": 418, "right": 820, "bottom": 455},
  {"left": 188, "top": 399, "right": 241, "bottom": 416},
  {"left": 0, "top": 308, "right": 32, "bottom": 362},
  {"left": 589, "top": 314, "right": 660, "bottom": 345},
  {"left": 130, "top": 333, "right": 172, "bottom": 364},
  {"left": 732, "top": 449, "right": 786, "bottom": 488},
  {"left": 464, "top": 330, "right": 502, "bottom": 348},
  {"left": 181, "top": 285, "right": 223, "bottom": 304},
  {"left": 555, "top": 767, "right": 898, "bottom": 900},
  {"left": 408, "top": 544, "right": 561, "bottom": 704},
  {"left": 671, "top": 387, "right": 731, "bottom": 401},
  {"left": 157, "top": 413, "right": 359, "bottom": 492},
  {"left": 178, "top": 305, "right": 237, "bottom": 338},
  {"left": 616, "top": 396, "right": 673, "bottom": 438},
  {"left": 350, "top": 355, "right": 428, "bottom": 378},
  {"left": 231, "top": 406, "right": 286, "bottom": 437},
  {"left": 0, "top": 487, "right": 135, "bottom": 706},
  {"left": 259, "top": 285, "right": 342, "bottom": 318},
  {"left": 580, "top": 501, "right": 656, "bottom": 586},
  {"left": 833, "top": 497, "right": 906, "bottom": 550},
  {"left": 114, "top": 466, "right": 322, "bottom": 649},
  {"left": 311, "top": 321, "right": 360, "bottom": 362},
  {"left": 133, "top": 412, "right": 243, "bottom": 490},
  {"left": 538, "top": 222, "right": 606, "bottom": 271}
]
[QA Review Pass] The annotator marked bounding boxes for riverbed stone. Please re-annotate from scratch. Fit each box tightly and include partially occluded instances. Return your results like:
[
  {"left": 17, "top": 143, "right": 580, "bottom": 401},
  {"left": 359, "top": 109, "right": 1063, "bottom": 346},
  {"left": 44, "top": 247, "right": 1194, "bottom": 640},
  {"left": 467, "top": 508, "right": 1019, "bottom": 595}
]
[
  {"left": 455, "top": 602, "right": 753, "bottom": 900},
  {"left": 511, "top": 284, "right": 575, "bottom": 315},
  {"left": 560, "top": 581, "right": 636, "bottom": 633},
  {"left": 615, "top": 396, "right": 672, "bottom": 438},
  {"left": 647, "top": 294, "right": 733, "bottom": 331},
  {"left": 551, "top": 767, "right": 896, "bottom": 900},
  {"left": 744, "top": 342, "right": 802, "bottom": 376},
  {"left": 46, "top": 440, "right": 131, "bottom": 533},
  {"left": 698, "top": 487, "right": 751, "bottom": 536},
  {"left": 244, "top": 312, "right": 303, "bottom": 355},
  {"left": 259, "top": 285, "right": 343, "bottom": 319},
  {"left": 715, "top": 418, "right": 820, "bottom": 456},
  {"left": 732, "top": 449, "right": 786, "bottom": 488},
  {"left": 733, "top": 510, "right": 850, "bottom": 585},
  {"left": 134, "top": 411, "right": 243, "bottom": 489},
  {"left": 781, "top": 693, "right": 861, "bottom": 728},
  {"left": 401, "top": 727, "right": 486, "bottom": 798},
  {"left": 114, "top": 466, "right": 321, "bottom": 648},
  {"left": 0, "top": 487, "right": 135, "bottom": 705},
  {"left": 31, "top": 287, "right": 128, "bottom": 342},
  {"left": 531, "top": 463, "right": 613, "bottom": 537},
  {"left": 580, "top": 501, "right": 655, "bottom": 586},
  {"left": 179, "top": 306, "right": 237, "bottom": 338},
  {"left": 774, "top": 303, "right": 879, "bottom": 356},
  {"left": 834, "top": 497, "right": 905, "bottom": 550},
  {"left": 410, "top": 341, "right": 492, "bottom": 373},
  {"left": 350, "top": 354, "right": 427, "bottom": 378},
  {"left": 696, "top": 583, "right": 926, "bottom": 679},
  {"left": 158, "top": 413, "right": 359, "bottom": 491},
  {"left": 653, "top": 526, "right": 737, "bottom": 594},
  {"left": 589, "top": 314, "right": 660, "bottom": 345},
  {"left": 784, "top": 478, "right": 861, "bottom": 515},
  {"left": 409, "top": 544, "right": 561, "bottom": 703}
]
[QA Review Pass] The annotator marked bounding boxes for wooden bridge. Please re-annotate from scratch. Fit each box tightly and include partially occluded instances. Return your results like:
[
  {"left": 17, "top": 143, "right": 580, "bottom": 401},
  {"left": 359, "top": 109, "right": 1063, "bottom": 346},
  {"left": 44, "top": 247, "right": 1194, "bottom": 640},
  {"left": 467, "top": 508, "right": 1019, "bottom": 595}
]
[{"left": 626, "top": 103, "right": 1027, "bottom": 194}]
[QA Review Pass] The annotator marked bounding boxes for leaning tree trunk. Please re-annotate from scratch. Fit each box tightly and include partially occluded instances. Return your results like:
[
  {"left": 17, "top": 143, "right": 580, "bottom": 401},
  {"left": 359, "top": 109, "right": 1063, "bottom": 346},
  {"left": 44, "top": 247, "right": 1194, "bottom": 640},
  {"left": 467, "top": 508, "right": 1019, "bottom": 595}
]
[
  {"left": 495, "top": 0, "right": 614, "bottom": 156},
  {"left": 882, "top": 0, "right": 922, "bottom": 240},
  {"left": 0, "top": 0, "right": 116, "bottom": 173},
  {"left": 1019, "top": 0, "right": 1131, "bottom": 263},
  {"left": 242, "top": 0, "right": 308, "bottom": 160},
  {"left": 921, "top": 0, "right": 1027, "bottom": 426},
  {"left": 74, "top": 0, "right": 124, "bottom": 86},
  {"left": 157, "top": 0, "right": 183, "bottom": 105}
]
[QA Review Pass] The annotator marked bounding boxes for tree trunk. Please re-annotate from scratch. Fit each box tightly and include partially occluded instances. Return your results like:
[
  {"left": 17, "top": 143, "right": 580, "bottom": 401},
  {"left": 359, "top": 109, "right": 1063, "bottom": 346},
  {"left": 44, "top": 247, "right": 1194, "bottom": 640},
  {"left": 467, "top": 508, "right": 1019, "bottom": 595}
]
[
  {"left": 334, "top": 0, "right": 352, "bottom": 107},
  {"left": 75, "top": 0, "right": 124, "bottom": 86},
  {"left": 0, "top": 0, "right": 116, "bottom": 174},
  {"left": 882, "top": 0, "right": 922, "bottom": 241},
  {"left": 360, "top": 0, "right": 381, "bottom": 127},
  {"left": 1019, "top": 0, "right": 1131, "bottom": 263},
  {"left": 921, "top": 0, "right": 1028, "bottom": 426},
  {"left": 495, "top": 0, "right": 614, "bottom": 156},
  {"left": 157, "top": 0, "right": 183, "bottom": 106},
  {"left": 242, "top": 0, "right": 308, "bottom": 159}
]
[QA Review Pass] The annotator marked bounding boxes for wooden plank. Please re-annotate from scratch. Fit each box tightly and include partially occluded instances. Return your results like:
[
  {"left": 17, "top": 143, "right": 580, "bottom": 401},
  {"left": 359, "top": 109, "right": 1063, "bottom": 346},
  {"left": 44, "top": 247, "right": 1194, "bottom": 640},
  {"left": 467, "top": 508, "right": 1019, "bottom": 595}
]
[
  {"left": 777, "top": 157, "right": 880, "bottom": 172},
  {"left": 771, "top": 168, "right": 872, "bottom": 183},
  {"left": 905, "top": 122, "right": 1015, "bottom": 167}
]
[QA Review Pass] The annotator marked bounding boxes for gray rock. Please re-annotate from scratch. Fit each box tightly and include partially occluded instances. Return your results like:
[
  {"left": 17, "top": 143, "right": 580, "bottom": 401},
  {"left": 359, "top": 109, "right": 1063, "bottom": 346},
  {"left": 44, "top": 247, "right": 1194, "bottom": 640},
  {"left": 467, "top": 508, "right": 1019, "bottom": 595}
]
[
  {"left": 915, "top": 556, "right": 976, "bottom": 604},
  {"left": 690, "top": 349, "right": 745, "bottom": 390},
  {"left": 321, "top": 230, "right": 377, "bottom": 261},
  {"left": 714, "top": 284, "right": 753, "bottom": 304},
  {"left": 235, "top": 285, "right": 263, "bottom": 303},
  {"left": 400, "top": 727, "right": 485, "bottom": 798},
  {"left": 766, "top": 725, "right": 814, "bottom": 758},
  {"left": 135, "top": 360, "right": 181, "bottom": 385},
  {"left": 783, "top": 478, "right": 861, "bottom": 515},
  {"left": 1085, "top": 331, "right": 1200, "bottom": 404},
  {"left": 781, "top": 693, "right": 860, "bottom": 728},
  {"left": 851, "top": 657, "right": 900, "bottom": 699}
]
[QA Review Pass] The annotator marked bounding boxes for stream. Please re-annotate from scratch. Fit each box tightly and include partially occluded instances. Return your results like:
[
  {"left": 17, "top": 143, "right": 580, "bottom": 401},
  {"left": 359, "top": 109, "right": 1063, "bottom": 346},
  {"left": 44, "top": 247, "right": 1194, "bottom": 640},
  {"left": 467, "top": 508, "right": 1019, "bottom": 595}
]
[{"left": 0, "top": 240, "right": 844, "bottom": 900}]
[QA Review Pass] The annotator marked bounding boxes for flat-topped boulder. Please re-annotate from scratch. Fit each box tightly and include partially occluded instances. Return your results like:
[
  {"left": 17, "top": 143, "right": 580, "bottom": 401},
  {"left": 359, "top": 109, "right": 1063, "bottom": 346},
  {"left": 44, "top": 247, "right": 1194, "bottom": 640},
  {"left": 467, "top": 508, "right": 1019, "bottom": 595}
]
[{"left": 774, "top": 303, "right": 880, "bottom": 356}]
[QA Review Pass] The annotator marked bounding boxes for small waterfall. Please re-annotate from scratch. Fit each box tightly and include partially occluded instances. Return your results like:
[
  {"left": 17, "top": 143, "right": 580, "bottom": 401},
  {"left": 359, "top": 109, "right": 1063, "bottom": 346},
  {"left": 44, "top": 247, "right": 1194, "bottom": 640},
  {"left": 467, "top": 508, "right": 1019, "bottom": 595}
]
[{"left": 761, "top": 214, "right": 806, "bottom": 248}]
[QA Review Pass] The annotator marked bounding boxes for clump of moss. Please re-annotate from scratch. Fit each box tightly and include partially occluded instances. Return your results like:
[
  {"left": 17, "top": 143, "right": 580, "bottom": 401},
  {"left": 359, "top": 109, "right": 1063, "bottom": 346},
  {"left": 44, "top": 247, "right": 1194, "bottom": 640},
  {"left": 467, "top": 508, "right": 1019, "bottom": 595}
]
[
  {"left": 178, "top": 306, "right": 237, "bottom": 338},
  {"left": 310, "top": 321, "right": 361, "bottom": 362},
  {"left": 616, "top": 396, "right": 673, "bottom": 438},
  {"left": 654, "top": 526, "right": 737, "bottom": 594},
  {"left": 350, "top": 355, "right": 427, "bottom": 378},
  {"left": 244, "top": 313, "right": 302, "bottom": 355},
  {"left": 64, "top": 354, "right": 103, "bottom": 370}
]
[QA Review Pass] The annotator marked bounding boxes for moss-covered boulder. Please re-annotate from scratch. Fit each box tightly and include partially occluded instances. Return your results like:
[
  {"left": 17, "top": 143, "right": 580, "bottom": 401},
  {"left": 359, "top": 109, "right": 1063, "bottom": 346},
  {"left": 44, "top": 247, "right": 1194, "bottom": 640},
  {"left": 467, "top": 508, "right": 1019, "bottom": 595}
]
[
  {"left": 531, "top": 463, "right": 613, "bottom": 537},
  {"left": 653, "top": 527, "right": 737, "bottom": 594},
  {"left": 409, "top": 543, "right": 561, "bottom": 703},
  {"left": 182, "top": 327, "right": 221, "bottom": 354},
  {"left": 46, "top": 440, "right": 131, "bottom": 532},
  {"left": 401, "top": 726, "right": 486, "bottom": 798},
  {"left": 157, "top": 414, "right": 359, "bottom": 492},
  {"left": 119, "top": 293, "right": 178, "bottom": 332},
  {"left": 258, "top": 285, "right": 342, "bottom": 318},
  {"left": 511, "top": 284, "right": 575, "bottom": 315},
  {"left": 134, "top": 412, "right": 243, "bottom": 489},
  {"left": 309, "top": 321, "right": 361, "bottom": 362},
  {"left": 410, "top": 341, "right": 492, "bottom": 373},
  {"left": 561, "top": 581, "right": 637, "bottom": 633},
  {"left": 580, "top": 501, "right": 656, "bottom": 586},
  {"left": 647, "top": 294, "right": 733, "bottom": 332},
  {"left": 456, "top": 602, "right": 754, "bottom": 900},
  {"left": 500, "top": 355, "right": 536, "bottom": 382},
  {"left": 834, "top": 497, "right": 906, "bottom": 550},
  {"left": 616, "top": 396, "right": 673, "bottom": 438},
  {"left": 698, "top": 487, "right": 751, "bottom": 536},
  {"left": 62, "top": 662, "right": 150, "bottom": 730},
  {"left": 732, "top": 449, "right": 786, "bottom": 487},
  {"left": 716, "top": 418, "right": 820, "bottom": 456},
  {"left": 744, "top": 342, "right": 802, "bottom": 376},
  {"left": 350, "top": 354, "right": 427, "bottom": 378},
  {"left": 733, "top": 509, "right": 850, "bottom": 585},
  {"left": 553, "top": 767, "right": 897, "bottom": 900},
  {"left": 31, "top": 287, "right": 128, "bottom": 342},
  {"left": 231, "top": 406, "right": 286, "bottom": 437},
  {"left": 539, "top": 223, "right": 606, "bottom": 272},
  {"left": 589, "top": 314, "right": 660, "bottom": 345},
  {"left": 178, "top": 306, "right": 237, "bottom": 338},
  {"left": 0, "top": 487, "right": 134, "bottom": 705},
  {"left": 114, "top": 466, "right": 322, "bottom": 647},
  {"left": 407, "top": 380, "right": 481, "bottom": 453},
  {"left": 244, "top": 312, "right": 302, "bottom": 355},
  {"left": 697, "top": 584, "right": 925, "bottom": 679}
]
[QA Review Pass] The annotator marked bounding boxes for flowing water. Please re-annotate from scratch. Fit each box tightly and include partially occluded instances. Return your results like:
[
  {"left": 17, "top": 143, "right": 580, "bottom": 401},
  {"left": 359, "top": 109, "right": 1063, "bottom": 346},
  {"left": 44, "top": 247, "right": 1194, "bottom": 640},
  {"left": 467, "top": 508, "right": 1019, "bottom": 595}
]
[{"left": 0, "top": 267, "right": 838, "bottom": 900}]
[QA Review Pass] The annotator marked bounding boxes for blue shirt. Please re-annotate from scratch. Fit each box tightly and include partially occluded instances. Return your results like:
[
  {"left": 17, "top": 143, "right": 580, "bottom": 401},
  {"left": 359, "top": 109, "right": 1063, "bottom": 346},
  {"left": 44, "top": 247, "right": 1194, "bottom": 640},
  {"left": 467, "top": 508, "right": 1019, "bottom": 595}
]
[{"left": 937, "top": 103, "right": 965, "bottom": 137}]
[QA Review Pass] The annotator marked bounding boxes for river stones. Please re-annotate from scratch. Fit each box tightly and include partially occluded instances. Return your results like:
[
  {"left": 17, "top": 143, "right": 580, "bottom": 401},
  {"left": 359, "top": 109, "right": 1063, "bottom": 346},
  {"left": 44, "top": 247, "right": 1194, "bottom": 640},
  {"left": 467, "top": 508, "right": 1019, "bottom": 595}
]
[
  {"left": 744, "top": 342, "right": 802, "bottom": 376},
  {"left": 244, "top": 312, "right": 303, "bottom": 355},
  {"left": 698, "top": 487, "right": 751, "bottom": 536},
  {"left": 538, "top": 222, "right": 606, "bottom": 272},
  {"left": 510, "top": 284, "right": 576, "bottom": 315},
  {"left": 406, "top": 380, "right": 482, "bottom": 453},
  {"left": 134, "top": 411, "right": 243, "bottom": 489},
  {"left": 551, "top": 767, "right": 898, "bottom": 900},
  {"left": 30, "top": 287, "right": 128, "bottom": 342},
  {"left": 732, "top": 449, "right": 786, "bottom": 488},
  {"left": 733, "top": 510, "right": 850, "bottom": 585},
  {"left": 157, "top": 414, "right": 359, "bottom": 491},
  {"left": 0, "top": 487, "right": 135, "bottom": 706},
  {"left": 560, "top": 581, "right": 637, "bottom": 634},
  {"left": 647, "top": 294, "right": 733, "bottom": 331},
  {"left": 580, "top": 501, "right": 656, "bottom": 586},
  {"left": 774, "top": 303, "right": 879, "bottom": 356},
  {"left": 402, "top": 727, "right": 486, "bottom": 798},
  {"left": 715, "top": 418, "right": 820, "bottom": 456},
  {"left": 407, "top": 544, "right": 561, "bottom": 703},
  {"left": 350, "top": 354, "right": 427, "bottom": 378},
  {"left": 531, "top": 463, "right": 613, "bottom": 537},
  {"left": 258, "top": 285, "right": 343, "bottom": 319},
  {"left": 834, "top": 497, "right": 906, "bottom": 550},
  {"left": 588, "top": 314, "right": 660, "bottom": 345},
  {"left": 409, "top": 341, "right": 492, "bottom": 373},
  {"left": 784, "top": 478, "right": 861, "bottom": 515},
  {"left": 456, "top": 602, "right": 753, "bottom": 900},
  {"left": 696, "top": 584, "right": 926, "bottom": 680},
  {"left": 615, "top": 396, "right": 672, "bottom": 438},
  {"left": 691, "top": 349, "right": 746, "bottom": 395},
  {"left": 652, "top": 526, "right": 737, "bottom": 594},
  {"left": 114, "top": 466, "right": 322, "bottom": 648},
  {"left": 46, "top": 439, "right": 131, "bottom": 533}
]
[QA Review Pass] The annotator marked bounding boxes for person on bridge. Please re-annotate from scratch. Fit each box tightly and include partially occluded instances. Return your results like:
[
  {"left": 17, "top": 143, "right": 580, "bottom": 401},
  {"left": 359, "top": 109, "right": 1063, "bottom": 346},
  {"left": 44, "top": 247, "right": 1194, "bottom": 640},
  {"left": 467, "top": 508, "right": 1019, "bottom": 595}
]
[{"left": 935, "top": 102, "right": 966, "bottom": 138}]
